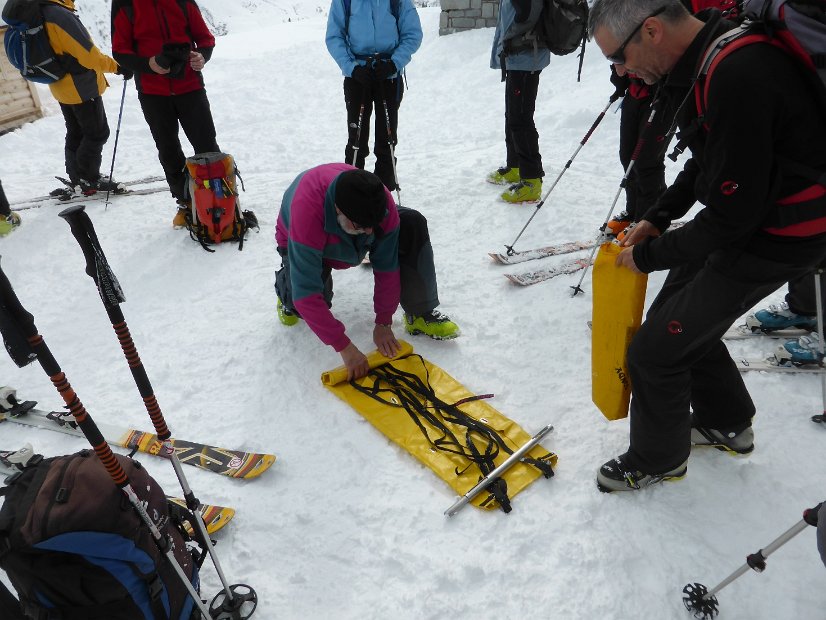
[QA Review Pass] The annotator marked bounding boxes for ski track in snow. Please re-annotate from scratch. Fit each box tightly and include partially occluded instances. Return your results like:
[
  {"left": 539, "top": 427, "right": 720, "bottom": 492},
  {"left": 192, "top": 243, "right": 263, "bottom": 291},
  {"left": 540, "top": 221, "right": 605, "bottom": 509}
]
[{"left": 0, "top": 4, "right": 824, "bottom": 619}]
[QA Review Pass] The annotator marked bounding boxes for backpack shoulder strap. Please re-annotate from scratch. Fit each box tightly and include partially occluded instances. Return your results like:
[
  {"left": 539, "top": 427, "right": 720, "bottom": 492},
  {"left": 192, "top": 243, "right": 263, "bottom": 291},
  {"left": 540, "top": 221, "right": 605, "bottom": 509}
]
[
  {"left": 694, "top": 27, "right": 771, "bottom": 121},
  {"left": 177, "top": 0, "right": 193, "bottom": 41},
  {"left": 344, "top": 0, "right": 351, "bottom": 32}
]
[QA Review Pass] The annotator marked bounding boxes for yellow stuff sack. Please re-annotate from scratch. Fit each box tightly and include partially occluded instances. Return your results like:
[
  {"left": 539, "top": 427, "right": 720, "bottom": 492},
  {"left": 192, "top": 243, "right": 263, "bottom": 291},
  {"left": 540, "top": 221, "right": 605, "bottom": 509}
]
[{"left": 591, "top": 242, "right": 648, "bottom": 421}]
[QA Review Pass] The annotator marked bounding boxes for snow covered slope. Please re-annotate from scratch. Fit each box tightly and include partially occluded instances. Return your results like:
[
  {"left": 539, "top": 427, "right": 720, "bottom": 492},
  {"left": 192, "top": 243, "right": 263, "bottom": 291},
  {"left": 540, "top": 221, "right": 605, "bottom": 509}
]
[{"left": 0, "top": 7, "right": 823, "bottom": 619}]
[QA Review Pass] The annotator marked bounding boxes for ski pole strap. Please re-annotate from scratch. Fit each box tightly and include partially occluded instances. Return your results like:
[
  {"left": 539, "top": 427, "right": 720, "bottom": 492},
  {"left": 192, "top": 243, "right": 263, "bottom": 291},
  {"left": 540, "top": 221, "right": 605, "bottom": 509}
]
[{"left": 58, "top": 206, "right": 126, "bottom": 309}]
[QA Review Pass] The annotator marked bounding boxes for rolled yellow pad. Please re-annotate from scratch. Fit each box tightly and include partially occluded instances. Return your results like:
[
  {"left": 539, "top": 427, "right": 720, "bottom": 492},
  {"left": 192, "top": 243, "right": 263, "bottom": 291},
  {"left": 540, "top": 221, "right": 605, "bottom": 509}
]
[
  {"left": 322, "top": 341, "right": 556, "bottom": 510},
  {"left": 591, "top": 242, "right": 648, "bottom": 421}
]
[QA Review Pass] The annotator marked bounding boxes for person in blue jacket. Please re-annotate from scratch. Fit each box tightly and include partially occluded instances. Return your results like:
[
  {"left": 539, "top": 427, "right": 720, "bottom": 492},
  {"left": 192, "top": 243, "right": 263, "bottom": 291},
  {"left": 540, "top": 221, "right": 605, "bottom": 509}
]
[
  {"left": 325, "top": 0, "right": 423, "bottom": 191},
  {"left": 487, "top": 0, "right": 549, "bottom": 204}
]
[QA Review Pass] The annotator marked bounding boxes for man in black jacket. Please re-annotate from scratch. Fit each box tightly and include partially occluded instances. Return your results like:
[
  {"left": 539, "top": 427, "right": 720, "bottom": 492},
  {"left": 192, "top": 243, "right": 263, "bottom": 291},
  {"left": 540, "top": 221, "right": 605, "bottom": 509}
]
[{"left": 588, "top": 0, "right": 826, "bottom": 492}]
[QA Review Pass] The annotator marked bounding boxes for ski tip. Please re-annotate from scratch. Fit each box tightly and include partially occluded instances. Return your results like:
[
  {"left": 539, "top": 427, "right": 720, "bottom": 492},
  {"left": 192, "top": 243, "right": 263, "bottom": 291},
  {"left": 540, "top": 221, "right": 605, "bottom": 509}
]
[
  {"left": 229, "top": 453, "right": 276, "bottom": 479},
  {"left": 198, "top": 505, "right": 236, "bottom": 535}
]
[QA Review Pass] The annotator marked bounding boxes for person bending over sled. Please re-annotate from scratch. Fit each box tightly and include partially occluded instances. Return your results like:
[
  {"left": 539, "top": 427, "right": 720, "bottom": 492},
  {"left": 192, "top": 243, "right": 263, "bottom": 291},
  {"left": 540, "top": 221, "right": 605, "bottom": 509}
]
[{"left": 274, "top": 164, "right": 460, "bottom": 379}]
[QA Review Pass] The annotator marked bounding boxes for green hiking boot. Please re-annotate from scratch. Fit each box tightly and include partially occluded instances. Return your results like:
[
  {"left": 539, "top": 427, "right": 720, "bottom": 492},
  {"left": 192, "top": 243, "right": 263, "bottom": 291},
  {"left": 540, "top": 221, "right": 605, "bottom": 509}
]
[
  {"left": 486, "top": 167, "right": 520, "bottom": 186},
  {"left": 277, "top": 298, "right": 300, "bottom": 327},
  {"left": 501, "top": 178, "right": 541, "bottom": 203},
  {"left": 404, "top": 310, "right": 460, "bottom": 340},
  {"left": 0, "top": 212, "right": 21, "bottom": 236}
]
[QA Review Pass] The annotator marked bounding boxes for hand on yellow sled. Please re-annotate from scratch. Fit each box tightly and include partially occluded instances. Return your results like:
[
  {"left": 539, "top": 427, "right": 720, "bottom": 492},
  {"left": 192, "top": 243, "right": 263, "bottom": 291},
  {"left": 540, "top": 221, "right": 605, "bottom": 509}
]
[
  {"left": 340, "top": 342, "right": 370, "bottom": 381},
  {"left": 373, "top": 324, "right": 401, "bottom": 359}
]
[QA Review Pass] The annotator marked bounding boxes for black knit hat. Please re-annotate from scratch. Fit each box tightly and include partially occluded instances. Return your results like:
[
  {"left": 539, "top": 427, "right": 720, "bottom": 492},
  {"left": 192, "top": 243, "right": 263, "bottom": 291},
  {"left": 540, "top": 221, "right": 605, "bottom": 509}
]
[{"left": 335, "top": 170, "right": 387, "bottom": 228}]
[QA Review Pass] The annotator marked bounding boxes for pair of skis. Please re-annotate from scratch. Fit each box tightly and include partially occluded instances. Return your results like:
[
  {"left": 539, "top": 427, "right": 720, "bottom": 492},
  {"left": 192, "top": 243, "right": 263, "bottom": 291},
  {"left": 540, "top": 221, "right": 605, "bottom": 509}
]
[
  {"left": 722, "top": 325, "right": 826, "bottom": 374},
  {"left": 490, "top": 237, "right": 598, "bottom": 286},
  {"left": 492, "top": 222, "right": 689, "bottom": 286},
  {"left": 15, "top": 175, "right": 167, "bottom": 211}
]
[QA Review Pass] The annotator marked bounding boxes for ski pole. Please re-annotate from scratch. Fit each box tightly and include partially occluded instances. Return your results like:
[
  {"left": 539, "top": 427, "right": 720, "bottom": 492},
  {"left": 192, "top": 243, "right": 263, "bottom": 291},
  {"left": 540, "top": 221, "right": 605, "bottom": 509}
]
[
  {"left": 58, "top": 205, "right": 258, "bottom": 620},
  {"left": 813, "top": 266, "right": 826, "bottom": 424},
  {"left": 349, "top": 97, "right": 366, "bottom": 167},
  {"left": 104, "top": 80, "right": 128, "bottom": 209},
  {"left": 380, "top": 80, "right": 402, "bottom": 206},
  {"left": 444, "top": 424, "right": 554, "bottom": 517},
  {"left": 503, "top": 93, "right": 620, "bottom": 256},
  {"left": 570, "top": 100, "right": 661, "bottom": 297},
  {"left": 0, "top": 256, "right": 214, "bottom": 620},
  {"left": 682, "top": 503, "right": 822, "bottom": 620}
]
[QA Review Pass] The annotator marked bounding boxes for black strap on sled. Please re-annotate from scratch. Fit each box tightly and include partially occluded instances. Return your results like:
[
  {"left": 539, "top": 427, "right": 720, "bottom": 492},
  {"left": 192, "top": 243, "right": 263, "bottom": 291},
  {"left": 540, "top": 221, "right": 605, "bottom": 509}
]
[{"left": 349, "top": 355, "right": 554, "bottom": 513}]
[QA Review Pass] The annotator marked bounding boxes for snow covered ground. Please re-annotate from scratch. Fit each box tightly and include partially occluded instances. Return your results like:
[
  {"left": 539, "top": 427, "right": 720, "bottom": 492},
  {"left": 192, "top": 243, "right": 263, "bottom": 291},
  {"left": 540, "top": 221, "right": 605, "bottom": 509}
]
[{"left": 1, "top": 5, "right": 824, "bottom": 619}]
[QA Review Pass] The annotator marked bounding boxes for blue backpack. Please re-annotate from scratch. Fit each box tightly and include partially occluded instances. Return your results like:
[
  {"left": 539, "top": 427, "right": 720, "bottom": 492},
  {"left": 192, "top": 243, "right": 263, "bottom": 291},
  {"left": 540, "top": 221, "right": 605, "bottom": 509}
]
[
  {"left": 2, "top": 0, "right": 67, "bottom": 83},
  {"left": 0, "top": 450, "right": 203, "bottom": 619}
]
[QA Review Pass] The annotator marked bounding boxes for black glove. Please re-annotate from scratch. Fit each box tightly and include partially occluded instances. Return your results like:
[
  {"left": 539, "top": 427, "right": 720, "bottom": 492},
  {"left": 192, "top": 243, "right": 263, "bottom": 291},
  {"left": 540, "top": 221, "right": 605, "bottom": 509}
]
[
  {"left": 373, "top": 60, "right": 397, "bottom": 81},
  {"left": 116, "top": 65, "right": 133, "bottom": 81},
  {"left": 351, "top": 64, "right": 374, "bottom": 86},
  {"left": 609, "top": 65, "right": 630, "bottom": 100},
  {"left": 156, "top": 42, "right": 190, "bottom": 77}
]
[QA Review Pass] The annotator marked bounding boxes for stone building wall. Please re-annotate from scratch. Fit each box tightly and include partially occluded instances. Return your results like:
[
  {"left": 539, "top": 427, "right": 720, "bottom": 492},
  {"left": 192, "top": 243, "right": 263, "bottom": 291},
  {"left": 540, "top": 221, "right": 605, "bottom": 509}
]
[{"left": 439, "top": 0, "right": 498, "bottom": 36}]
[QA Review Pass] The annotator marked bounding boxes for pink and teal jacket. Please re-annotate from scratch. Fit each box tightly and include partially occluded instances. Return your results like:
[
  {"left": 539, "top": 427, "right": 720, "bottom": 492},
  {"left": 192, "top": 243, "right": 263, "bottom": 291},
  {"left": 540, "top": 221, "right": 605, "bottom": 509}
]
[{"left": 275, "top": 163, "right": 401, "bottom": 352}]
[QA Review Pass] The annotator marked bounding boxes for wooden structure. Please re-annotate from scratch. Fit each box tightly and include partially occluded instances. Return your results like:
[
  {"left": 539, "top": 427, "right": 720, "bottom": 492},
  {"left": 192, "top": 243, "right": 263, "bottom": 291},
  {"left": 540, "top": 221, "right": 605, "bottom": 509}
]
[{"left": 0, "top": 25, "right": 46, "bottom": 134}]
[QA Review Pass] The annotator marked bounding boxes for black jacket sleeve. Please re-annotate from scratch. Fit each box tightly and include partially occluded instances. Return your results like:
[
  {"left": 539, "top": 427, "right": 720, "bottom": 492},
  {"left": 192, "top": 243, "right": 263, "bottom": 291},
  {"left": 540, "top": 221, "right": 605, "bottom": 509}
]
[{"left": 633, "top": 44, "right": 798, "bottom": 273}]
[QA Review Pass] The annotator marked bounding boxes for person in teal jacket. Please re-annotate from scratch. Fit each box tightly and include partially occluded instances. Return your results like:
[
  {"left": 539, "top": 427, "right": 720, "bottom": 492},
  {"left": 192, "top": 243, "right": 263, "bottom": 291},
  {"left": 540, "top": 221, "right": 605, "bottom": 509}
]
[
  {"left": 325, "top": 0, "right": 422, "bottom": 191},
  {"left": 487, "top": 0, "right": 550, "bottom": 204}
]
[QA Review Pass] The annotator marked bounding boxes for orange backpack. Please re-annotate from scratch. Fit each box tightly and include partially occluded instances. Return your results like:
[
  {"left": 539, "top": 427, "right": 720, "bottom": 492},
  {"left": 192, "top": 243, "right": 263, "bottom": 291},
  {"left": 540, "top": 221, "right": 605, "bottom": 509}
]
[{"left": 183, "top": 152, "right": 258, "bottom": 251}]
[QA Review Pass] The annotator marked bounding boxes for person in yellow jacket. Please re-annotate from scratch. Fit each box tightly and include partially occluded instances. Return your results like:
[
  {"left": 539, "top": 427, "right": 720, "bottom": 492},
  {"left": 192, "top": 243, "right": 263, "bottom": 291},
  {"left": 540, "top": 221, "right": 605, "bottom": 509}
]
[{"left": 42, "top": 0, "right": 125, "bottom": 199}]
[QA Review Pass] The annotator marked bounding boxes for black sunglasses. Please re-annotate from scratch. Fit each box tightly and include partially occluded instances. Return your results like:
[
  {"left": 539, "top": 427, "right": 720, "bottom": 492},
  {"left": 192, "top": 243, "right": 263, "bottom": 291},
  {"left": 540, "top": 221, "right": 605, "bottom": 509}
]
[{"left": 605, "top": 6, "right": 667, "bottom": 65}]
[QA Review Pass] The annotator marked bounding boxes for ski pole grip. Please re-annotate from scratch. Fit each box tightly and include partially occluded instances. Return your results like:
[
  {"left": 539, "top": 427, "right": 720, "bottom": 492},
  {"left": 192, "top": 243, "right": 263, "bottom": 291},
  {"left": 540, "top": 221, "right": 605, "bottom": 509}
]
[
  {"left": 59, "top": 205, "right": 125, "bottom": 309},
  {"left": 804, "top": 503, "right": 823, "bottom": 526}
]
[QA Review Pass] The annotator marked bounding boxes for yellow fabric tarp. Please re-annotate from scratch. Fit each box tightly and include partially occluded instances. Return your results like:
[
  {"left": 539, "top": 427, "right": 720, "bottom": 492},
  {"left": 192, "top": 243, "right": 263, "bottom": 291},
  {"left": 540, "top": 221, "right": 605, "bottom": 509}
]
[
  {"left": 591, "top": 242, "right": 648, "bottom": 421},
  {"left": 322, "top": 342, "right": 556, "bottom": 510}
]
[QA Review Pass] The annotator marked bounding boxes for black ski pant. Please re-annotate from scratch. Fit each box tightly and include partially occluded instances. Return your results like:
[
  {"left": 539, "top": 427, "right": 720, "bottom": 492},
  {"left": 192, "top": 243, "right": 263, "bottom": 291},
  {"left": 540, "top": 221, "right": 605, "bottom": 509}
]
[
  {"left": 275, "top": 207, "right": 439, "bottom": 317},
  {"left": 343, "top": 76, "right": 403, "bottom": 191},
  {"left": 138, "top": 89, "right": 219, "bottom": 202},
  {"left": 503, "top": 70, "right": 543, "bottom": 180},
  {"left": 618, "top": 93, "right": 671, "bottom": 221},
  {"left": 624, "top": 246, "right": 826, "bottom": 474},
  {"left": 0, "top": 180, "right": 10, "bottom": 217},
  {"left": 784, "top": 269, "right": 826, "bottom": 317},
  {"left": 0, "top": 579, "right": 24, "bottom": 620},
  {"left": 59, "top": 98, "right": 110, "bottom": 185}
]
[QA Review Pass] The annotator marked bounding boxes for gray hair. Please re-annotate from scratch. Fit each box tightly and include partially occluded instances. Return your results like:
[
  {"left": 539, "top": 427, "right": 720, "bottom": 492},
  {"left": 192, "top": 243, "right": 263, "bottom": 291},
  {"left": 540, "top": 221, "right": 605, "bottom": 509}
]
[{"left": 588, "top": 0, "right": 690, "bottom": 41}]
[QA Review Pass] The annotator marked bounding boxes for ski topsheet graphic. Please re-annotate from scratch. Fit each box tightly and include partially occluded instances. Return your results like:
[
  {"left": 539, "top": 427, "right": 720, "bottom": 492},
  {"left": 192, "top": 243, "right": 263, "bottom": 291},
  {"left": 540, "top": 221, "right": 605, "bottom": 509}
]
[
  {"left": 504, "top": 257, "right": 592, "bottom": 286},
  {"left": 0, "top": 406, "right": 275, "bottom": 479}
]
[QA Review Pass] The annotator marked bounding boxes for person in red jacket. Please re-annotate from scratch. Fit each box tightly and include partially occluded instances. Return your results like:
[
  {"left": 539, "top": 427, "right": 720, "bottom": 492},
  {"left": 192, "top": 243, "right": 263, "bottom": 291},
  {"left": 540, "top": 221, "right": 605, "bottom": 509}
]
[{"left": 111, "top": 0, "right": 220, "bottom": 225}]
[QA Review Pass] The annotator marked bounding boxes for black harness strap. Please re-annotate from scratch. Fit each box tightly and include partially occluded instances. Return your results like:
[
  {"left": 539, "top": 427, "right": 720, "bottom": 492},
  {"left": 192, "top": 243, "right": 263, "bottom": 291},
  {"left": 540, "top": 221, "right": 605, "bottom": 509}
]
[{"left": 349, "top": 355, "right": 554, "bottom": 512}]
